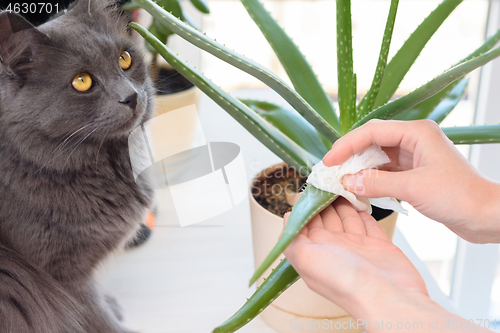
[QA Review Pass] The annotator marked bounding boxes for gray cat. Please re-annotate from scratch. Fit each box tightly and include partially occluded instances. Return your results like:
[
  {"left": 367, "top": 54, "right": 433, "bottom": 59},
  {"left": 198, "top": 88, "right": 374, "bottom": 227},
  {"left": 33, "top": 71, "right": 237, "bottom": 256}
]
[{"left": 0, "top": 0, "right": 156, "bottom": 332}]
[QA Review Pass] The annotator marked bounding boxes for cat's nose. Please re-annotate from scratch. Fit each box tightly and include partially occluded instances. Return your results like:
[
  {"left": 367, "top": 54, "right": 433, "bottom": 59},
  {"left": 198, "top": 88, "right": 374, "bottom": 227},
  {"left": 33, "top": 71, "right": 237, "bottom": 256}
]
[{"left": 120, "top": 92, "right": 138, "bottom": 110}]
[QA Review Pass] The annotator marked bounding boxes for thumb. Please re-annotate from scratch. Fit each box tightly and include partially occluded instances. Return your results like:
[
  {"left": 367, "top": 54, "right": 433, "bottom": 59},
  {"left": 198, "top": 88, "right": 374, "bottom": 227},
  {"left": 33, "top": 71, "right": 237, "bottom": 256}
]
[{"left": 343, "top": 168, "right": 413, "bottom": 201}]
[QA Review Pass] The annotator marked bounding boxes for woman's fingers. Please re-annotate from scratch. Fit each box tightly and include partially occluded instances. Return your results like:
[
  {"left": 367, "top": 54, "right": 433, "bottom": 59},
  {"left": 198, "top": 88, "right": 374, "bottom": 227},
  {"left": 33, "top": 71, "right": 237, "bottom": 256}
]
[
  {"left": 323, "top": 120, "right": 407, "bottom": 166},
  {"left": 292, "top": 192, "right": 302, "bottom": 205},
  {"left": 285, "top": 186, "right": 392, "bottom": 241},
  {"left": 359, "top": 212, "right": 391, "bottom": 241},
  {"left": 335, "top": 198, "right": 366, "bottom": 235},
  {"left": 307, "top": 213, "right": 324, "bottom": 231},
  {"left": 283, "top": 212, "right": 308, "bottom": 237},
  {"left": 320, "top": 204, "right": 344, "bottom": 233},
  {"left": 283, "top": 232, "right": 311, "bottom": 262},
  {"left": 283, "top": 212, "right": 289, "bottom": 229},
  {"left": 342, "top": 168, "right": 415, "bottom": 202},
  {"left": 323, "top": 119, "right": 439, "bottom": 167}
]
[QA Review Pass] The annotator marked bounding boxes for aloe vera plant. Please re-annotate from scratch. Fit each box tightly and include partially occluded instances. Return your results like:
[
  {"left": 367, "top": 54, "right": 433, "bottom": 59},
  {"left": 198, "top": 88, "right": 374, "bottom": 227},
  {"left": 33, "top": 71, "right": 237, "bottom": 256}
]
[
  {"left": 129, "top": 0, "right": 500, "bottom": 331},
  {"left": 122, "top": 0, "right": 210, "bottom": 69}
]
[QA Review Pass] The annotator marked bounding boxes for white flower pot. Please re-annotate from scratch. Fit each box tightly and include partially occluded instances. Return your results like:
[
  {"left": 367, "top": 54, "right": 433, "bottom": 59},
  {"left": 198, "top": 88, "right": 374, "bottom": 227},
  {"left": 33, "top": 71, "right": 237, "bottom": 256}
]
[
  {"left": 250, "top": 162, "right": 398, "bottom": 333},
  {"left": 149, "top": 86, "right": 201, "bottom": 182},
  {"left": 154, "top": 86, "right": 200, "bottom": 117}
]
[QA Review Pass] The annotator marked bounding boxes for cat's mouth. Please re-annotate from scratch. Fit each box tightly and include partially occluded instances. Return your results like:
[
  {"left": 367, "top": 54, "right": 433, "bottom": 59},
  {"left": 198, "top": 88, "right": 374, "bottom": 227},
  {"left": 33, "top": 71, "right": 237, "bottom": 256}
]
[
  {"left": 118, "top": 105, "right": 147, "bottom": 134},
  {"left": 101, "top": 95, "right": 149, "bottom": 138}
]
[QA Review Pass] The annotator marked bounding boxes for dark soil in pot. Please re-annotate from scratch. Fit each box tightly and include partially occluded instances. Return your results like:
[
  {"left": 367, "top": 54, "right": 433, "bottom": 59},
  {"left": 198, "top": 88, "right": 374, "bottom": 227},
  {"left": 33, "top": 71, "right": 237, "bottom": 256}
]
[
  {"left": 252, "top": 165, "right": 306, "bottom": 218},
  {"left": 252, "top": 164, "right": 393, "bottom": 221}
]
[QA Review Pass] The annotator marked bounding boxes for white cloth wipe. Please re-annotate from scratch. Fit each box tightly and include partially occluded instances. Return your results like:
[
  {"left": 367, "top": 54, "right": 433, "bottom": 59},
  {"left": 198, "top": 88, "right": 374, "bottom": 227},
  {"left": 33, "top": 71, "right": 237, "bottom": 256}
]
[{"left": 306, "top": 145, "right": 407, "bottom": 215}]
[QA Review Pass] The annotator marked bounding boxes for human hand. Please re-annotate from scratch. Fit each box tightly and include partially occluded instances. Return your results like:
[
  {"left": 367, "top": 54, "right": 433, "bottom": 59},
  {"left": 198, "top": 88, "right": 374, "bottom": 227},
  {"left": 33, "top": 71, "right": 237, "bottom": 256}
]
[
  {"left": 283, "top": 197, "right": 428, "bottom": 322},
  {"left": 283, "top": 196, "right": 491, "bottom": 332},
  {"left": 323, "top": 119, "right": 500, "bottom": 243}
]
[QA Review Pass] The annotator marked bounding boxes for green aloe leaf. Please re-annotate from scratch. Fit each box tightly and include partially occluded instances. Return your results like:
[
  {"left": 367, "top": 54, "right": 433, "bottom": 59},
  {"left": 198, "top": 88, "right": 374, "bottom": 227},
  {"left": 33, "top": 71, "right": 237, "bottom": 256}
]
[
  {"left": 132, "top": 0, "right": 341, "bottom": 143},
  {"left": 157, "top": 0, "right": 182, "bottom": 14},
  {"left": 392, "top": 77, "right": 465, "bottom": 121},
  {"left": 240, "top": 99, "right": 328, "bottom": 159},
  {"left": 443, "top": 125, "right": 500, "bottom": 144},
  {"left": 146, "top": 22, "right": 170, "bottom": 54},
  {"left": 372, "top": 0, "right": 463, "bottom": 109},
  {"left": 359, "top": 0, "right": 399, "bottom": 116},
  {"left": 337, "top": 0, "right": 355, "bottom": 134},
  {"left": 459, "top": 28, "right": 500, "bottom": 64},
  {"left": 130, "top": 22, "right": 318, "bottom": 172},
  {"left": 240, "top": 0, "right": 340, "bottom": 132},
  {"left": 153, "top": 19, "right": 174, "bottom": 38},
  {"left": 394, "top": 28, "right": 500, "bottom": 122},
  {"left": 427, "top": 77, "right": 468, "bottom": 124},
  {"left": 249, "top": 185, "right": 338, "bottom": 285},
  {"left": 213, "top": 259, "right": 300, "bottom": 333},
  {"left": 121, "top": 1, "right": 140, "bottom": 10},
  {"left": 352, "top": 45, "right": 500, "bottom": 129},
  {"left": 189, "top": 0, "right": 210, "bottom": 14},
  {"left": 150, "top": 0, "right": 182, "bottom": 39},
  {"left": 350, "top": 73, "right": 357, "bottom": 120}
]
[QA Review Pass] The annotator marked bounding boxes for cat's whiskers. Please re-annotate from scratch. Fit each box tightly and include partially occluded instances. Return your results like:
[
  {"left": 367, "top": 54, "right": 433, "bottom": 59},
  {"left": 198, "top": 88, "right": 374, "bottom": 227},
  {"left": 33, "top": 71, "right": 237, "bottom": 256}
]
[
  {"left": 158, "top": 71, "right": 183, "bottom": 82},
  {"left": 155, "top": 72, "right": 187, "bottom": 95},
  {"left": 95, "top": 129, "right": 109, "bottom": 168},
  {"left": 60, "top": 127, "right": 99, "bottom": 177},
  {"left": 34, "top": 123, "right": 97, "bottom": 187},
  {"left": 36, "top": 123, "right": 94, "bottom": 174},
  {"left": 57, "top": 123, "right": 94, "bottom": 150},
  {"left": 65, "top": 127, "right": 99, "bottom": 164}
]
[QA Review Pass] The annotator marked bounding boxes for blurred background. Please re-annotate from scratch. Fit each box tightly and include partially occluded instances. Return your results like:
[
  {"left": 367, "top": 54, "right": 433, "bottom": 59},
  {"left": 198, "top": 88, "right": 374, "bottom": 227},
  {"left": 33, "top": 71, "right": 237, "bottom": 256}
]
[
  {"left": 194, "top": 0, "right": 499, "bottom": 321},
  {"left": 5, "top": 0, "right": 499, "bottom": 330},
  {"left": 111, "top": 0, "right": 500, "bottom": 330}
]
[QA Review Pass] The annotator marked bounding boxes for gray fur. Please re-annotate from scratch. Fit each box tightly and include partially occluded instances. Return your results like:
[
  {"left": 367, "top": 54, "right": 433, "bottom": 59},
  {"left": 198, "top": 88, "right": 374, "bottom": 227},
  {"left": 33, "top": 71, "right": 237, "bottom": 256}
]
[{"left": 0, "top": 0, "right": 155, "bottom": 332}]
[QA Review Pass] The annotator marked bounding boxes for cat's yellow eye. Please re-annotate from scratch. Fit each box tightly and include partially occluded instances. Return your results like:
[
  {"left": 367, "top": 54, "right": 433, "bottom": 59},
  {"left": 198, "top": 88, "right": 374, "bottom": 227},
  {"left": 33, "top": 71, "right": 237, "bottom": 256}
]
[
  {"left": 72, "top": 73, "right": 92, "bottom": 92},
  {"left": 119, "top": 50, "right": 132, "bottom": 70}
]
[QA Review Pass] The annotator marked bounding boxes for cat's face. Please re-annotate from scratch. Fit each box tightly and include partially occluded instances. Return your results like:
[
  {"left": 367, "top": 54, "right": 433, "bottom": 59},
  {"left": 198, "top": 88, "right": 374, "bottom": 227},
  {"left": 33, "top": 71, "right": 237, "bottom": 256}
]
[{"left": 0, "top": 0, "right": 153, "bottom": 143}]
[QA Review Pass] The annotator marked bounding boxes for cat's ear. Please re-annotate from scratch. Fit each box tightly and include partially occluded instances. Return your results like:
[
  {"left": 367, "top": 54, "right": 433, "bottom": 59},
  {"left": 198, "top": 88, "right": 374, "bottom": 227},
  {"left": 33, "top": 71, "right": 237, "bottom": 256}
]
[
  {"left": 0, "top": 12, "right": 50, "bottom": 77},
  {"left": 72, "top": 0, "right": 132, "bottom": 19},
  {"left": 105, "top": 0, "right": 134, "bottom": 24}
]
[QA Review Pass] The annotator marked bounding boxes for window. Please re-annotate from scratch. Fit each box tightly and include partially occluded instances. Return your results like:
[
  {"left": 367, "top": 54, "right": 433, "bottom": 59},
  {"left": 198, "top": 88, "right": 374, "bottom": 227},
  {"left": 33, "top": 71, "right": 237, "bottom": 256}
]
[{"left": 202, "top": 0, "right": 490, "bottom": 302}]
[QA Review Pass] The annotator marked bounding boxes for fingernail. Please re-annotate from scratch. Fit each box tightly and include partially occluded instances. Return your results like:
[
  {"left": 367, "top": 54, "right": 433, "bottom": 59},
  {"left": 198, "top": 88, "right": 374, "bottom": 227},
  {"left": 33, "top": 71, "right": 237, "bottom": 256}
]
[
  {"left": 322, "top": 151, "right": 336, "bottom": 166},
  {"left": 343, "top": 173, "right": 364, "bottom": 194},
  {"left": 284, "top": 212, "right": 290, "bottom": 220},
  {"left": 323, "top": 150, "right": 333, "bottom": 160}
]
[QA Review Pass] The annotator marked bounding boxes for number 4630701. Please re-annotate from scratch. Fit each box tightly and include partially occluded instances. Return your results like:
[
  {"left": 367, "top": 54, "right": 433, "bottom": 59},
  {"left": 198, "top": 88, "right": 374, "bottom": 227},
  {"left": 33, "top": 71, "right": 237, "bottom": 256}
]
[
  {"left": 444, "top": 318, "right": 498, "bottom": 329},
  {"left": 5, "top": 2, "right": 60, "bottom": 14}
]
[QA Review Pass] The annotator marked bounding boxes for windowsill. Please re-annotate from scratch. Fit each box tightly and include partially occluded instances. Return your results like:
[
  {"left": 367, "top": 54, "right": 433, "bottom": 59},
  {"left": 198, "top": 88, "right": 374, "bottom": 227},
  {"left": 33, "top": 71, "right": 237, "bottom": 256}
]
[{"left": 97, "top": 91, "right": 280, "bottom": 332}]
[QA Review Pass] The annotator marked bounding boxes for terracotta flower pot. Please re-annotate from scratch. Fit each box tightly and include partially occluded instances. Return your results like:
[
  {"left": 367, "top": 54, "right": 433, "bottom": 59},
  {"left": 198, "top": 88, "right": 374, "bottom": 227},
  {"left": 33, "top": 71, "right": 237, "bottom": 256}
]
[{"left": 250, "top": 162, "right": 398, "bottom": 333}]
